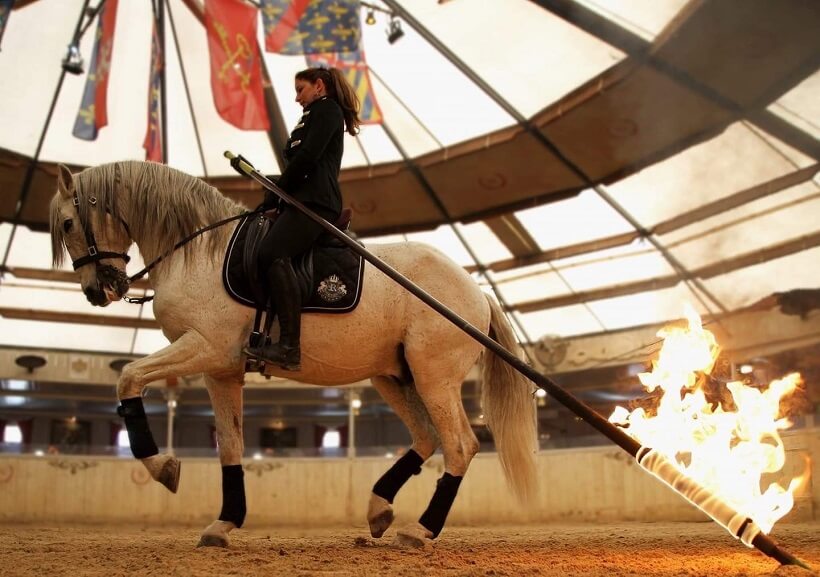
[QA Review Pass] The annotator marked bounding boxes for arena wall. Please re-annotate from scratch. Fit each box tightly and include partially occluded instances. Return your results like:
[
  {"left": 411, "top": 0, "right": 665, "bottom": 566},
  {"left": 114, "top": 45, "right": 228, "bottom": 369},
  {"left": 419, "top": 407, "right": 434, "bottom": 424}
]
[{"left": 0, "top": 429, "right": 815, "bottom": 527}]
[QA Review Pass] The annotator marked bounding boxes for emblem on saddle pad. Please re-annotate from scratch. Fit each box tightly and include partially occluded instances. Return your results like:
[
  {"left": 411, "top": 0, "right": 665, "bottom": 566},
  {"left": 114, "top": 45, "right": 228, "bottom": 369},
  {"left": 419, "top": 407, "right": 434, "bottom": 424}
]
[{"left": 317, "top": 274, "right": 347, "bottom": 303}]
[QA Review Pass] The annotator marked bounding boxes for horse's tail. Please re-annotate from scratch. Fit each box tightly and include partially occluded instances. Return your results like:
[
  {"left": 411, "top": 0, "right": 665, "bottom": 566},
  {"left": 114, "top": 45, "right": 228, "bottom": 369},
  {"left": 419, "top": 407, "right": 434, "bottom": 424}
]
[{"left": 480, "top": 293, "right": 539, "bottom": 504}]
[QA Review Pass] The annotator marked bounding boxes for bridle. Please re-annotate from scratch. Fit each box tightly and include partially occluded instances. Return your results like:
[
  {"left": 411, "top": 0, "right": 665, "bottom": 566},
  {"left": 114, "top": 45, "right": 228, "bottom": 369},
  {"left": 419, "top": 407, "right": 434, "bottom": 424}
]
[
  {"left": 70, "top": 190, "right": 132, "bottom": 271},
  {"left": 67, "top": 164, "right": 266, "bottom": 304},
  {"left": 70, "top": 162, "right": 131, "bottom": 271}
]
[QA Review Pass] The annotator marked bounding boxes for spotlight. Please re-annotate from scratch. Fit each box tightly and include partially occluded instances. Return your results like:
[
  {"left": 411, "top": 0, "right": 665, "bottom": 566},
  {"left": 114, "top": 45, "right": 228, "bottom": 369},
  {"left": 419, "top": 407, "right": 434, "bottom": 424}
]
[
  {"left": 365, "top": 9, "right": 376, "bottom": 25},
  {"left": 62, "top": 43, "right": 84, "bottom": 75},
  {"left": 386, "top": 16, "right": 404, "bottom": 44}
]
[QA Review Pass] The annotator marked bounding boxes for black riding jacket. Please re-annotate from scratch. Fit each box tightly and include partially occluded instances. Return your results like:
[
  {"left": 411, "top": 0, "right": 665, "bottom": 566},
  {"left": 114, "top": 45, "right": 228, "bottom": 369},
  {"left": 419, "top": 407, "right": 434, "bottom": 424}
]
[{"left": 266, "top": 96, "right": 344, "bottom": 217}]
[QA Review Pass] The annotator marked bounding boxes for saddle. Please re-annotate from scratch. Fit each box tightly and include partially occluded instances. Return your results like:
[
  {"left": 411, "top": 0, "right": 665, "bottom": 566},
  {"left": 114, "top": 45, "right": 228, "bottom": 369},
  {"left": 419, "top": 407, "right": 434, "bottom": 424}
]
[{"left": 222, "top": 208, "right": 365, "bottom": 315}]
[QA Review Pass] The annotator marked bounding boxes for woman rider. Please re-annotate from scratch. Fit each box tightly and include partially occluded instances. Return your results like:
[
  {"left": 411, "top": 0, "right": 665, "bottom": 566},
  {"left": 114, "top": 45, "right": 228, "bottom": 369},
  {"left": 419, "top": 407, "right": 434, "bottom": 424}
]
[{"left": 244, "top": 67, "right": 361, "bottom": 370}]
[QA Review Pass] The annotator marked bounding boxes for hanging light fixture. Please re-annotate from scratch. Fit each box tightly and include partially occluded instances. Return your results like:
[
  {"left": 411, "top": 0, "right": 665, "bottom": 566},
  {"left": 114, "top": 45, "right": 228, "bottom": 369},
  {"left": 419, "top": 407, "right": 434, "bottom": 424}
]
[
  {"left": 365, "top": 8, "right": 376, "bottom": 25},
  {"left": 386, "top": 15, "right": 404, "bottom": 44},
  {"left": 62, "top": 43, "right": 84, "bottom": 75}
]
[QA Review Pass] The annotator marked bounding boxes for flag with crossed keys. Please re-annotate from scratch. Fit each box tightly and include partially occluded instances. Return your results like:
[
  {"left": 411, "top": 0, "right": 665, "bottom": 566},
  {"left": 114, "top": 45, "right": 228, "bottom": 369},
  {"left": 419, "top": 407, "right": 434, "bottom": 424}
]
[
  {"left": 0, "top": 0, "right": 14, "bottom": 51},
  {"left": 306, "top": 49, "right": 382, "bottom": 124},
  {"left": 261, "top": 0, "right": 360, "bottom": 55},
  {"left": 143, "top": 19, "right": 162, "bottom": 162},
  {"left": 205, "top": 0, "right": 270, "bottom": 130},
  {"left": 72, "top": 0, "right": 119, "bottom": 140}
]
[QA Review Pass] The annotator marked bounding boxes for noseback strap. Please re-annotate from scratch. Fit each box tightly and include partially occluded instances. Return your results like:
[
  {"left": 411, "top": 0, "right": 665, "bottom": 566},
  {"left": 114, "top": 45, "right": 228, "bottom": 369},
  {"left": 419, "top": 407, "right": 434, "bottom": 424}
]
[{"left": 72, "top": 250, "right": 131, "bottom": 270}]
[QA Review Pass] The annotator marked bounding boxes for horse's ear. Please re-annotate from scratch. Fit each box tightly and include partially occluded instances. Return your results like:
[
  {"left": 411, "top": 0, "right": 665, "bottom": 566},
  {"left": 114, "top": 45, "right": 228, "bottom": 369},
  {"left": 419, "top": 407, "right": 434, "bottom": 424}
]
[{"left": 57, "top": 164, "right": 75, "bottom": 199}]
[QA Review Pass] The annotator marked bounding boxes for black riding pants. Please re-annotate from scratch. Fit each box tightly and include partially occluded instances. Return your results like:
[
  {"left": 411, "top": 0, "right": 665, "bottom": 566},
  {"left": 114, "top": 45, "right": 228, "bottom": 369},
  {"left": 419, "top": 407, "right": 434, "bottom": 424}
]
[{"left": 257, "top": 205, "right": 339, "bottom": 268}]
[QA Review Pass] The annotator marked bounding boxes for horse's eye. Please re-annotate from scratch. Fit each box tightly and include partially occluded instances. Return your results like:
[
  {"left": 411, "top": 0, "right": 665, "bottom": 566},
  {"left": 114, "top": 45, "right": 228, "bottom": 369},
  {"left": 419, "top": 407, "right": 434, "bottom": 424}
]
[{"left": 63, "top": 219, "right": 73, "bottom": 233}]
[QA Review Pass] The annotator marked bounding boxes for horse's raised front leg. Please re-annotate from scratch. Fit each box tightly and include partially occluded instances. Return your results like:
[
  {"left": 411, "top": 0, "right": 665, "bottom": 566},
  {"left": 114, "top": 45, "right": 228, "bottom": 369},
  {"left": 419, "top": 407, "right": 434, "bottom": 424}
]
[
  {"left": 198, "top": 375, "right": 245, "bottom": 548},
  {"left": 117, "top": 330, "right": 230, "bottom": 493},
  {"left": 367, "top": 376, "right": 440, "bottom": 538},
  {"left": 395, "top": 380, "right": 479, "bottom": 549}
]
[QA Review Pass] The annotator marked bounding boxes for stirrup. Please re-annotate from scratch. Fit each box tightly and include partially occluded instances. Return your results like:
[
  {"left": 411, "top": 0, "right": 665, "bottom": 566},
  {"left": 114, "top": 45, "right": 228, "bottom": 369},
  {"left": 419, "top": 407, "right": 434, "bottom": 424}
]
[{"left": 243, "top": 344, "right": 301, "bottom": 372}]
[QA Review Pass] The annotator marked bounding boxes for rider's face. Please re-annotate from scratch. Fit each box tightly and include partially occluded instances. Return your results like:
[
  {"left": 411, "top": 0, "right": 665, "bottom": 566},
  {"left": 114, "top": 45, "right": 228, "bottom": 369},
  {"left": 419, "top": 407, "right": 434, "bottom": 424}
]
[{"left": 295, "top": 78, "right": 325, "bottom": 109}]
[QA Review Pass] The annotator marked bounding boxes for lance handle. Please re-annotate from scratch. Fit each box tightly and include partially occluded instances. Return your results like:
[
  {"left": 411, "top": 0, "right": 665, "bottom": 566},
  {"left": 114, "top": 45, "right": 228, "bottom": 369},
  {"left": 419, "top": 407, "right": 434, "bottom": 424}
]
[{"left": 224, "top": 151, "right": 809, "bottom": 568}]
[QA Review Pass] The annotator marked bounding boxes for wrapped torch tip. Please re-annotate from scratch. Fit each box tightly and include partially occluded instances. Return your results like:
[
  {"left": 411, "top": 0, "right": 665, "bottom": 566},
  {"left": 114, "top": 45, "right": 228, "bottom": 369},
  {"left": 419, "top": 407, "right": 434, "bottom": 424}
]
[{"left": 752, "top": 533, "right": 812, "bottom": 570}]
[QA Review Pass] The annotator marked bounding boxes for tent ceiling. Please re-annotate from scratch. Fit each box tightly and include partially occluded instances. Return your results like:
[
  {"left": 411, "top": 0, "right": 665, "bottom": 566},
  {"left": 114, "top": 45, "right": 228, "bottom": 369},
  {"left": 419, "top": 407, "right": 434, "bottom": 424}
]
[{"left": 0, "top": 0, "right": 818, "bottom": 357}]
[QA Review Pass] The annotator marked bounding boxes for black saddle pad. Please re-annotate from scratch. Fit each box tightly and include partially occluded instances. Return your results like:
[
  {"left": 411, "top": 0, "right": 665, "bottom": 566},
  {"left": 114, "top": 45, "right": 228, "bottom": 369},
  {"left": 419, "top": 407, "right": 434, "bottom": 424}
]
[{"left": 222, "top": 215, "right": 364, "bottom": 313}]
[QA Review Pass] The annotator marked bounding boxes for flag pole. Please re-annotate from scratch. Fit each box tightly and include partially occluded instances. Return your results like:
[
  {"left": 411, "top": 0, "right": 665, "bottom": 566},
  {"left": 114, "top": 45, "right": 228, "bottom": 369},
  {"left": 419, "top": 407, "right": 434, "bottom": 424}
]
[
  {"left": 156, "top": 0, "right": 168, "bottom": 164},
  {"left": 224, "top": 150, "right": 811, "bottom": 570}
]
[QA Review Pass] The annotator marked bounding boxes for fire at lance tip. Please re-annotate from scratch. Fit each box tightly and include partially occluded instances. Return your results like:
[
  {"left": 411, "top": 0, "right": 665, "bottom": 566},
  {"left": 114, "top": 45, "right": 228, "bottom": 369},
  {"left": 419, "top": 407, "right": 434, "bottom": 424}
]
[{"left": 636, "top": 447, "right": 811, "bottom": 569}]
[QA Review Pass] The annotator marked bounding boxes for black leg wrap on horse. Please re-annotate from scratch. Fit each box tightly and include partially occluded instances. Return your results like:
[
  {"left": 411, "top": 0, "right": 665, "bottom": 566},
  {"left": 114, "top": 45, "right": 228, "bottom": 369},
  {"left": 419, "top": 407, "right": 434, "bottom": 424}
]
[
  {"left": 372, "top": 449, "right": 424, "bottom": 504},
  {"left": 418, "top": 472, "right": 463, "bottom": 539},
  {"left": 117, "top": 397, "right": 158, "bottom": 459},
  {"left": 218, "top": 465, "right": 247, "bottom": 528}
]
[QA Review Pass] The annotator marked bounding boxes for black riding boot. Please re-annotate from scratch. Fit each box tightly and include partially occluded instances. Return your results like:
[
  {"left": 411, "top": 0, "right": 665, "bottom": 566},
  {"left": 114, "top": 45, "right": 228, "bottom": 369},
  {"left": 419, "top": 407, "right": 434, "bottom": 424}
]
[{"left": 244, "top": 258, "right": 302, "bottom": 371}]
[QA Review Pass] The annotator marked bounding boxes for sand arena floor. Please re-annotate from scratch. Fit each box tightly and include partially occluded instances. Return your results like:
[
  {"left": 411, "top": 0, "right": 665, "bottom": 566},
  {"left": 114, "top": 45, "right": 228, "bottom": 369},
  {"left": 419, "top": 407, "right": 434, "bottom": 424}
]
[{"left": 0, "top": 521, "right": 817, "bottom": 576}]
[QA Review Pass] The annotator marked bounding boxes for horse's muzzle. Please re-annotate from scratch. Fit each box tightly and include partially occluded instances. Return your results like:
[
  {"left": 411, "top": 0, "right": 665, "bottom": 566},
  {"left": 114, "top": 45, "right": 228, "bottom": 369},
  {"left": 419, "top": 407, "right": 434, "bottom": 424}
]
[
  {"left": 84, "top": 285, "right": 110, "bottom": 307},
  {"left": 86, "top": 265, "right": 130, "bottom": 306}
]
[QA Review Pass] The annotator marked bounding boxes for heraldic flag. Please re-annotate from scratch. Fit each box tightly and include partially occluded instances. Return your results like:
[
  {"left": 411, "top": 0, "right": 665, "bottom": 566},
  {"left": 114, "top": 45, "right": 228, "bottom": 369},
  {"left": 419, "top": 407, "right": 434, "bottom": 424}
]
[
  {"left": 205, "top": 0, "right": 269, "bottom": 130},
  {"left": 143, "top": 21, "right": 163, "bottom": 162},
  {"left": 261, "top": 0, "right": 360, "bottom": 55},
  {"left": 0, "top": 0, "right": 14, "bottom": 50},
  {"left": 72, "top": 0, "right": 119, "bottom": 140},
  {"left": 306, "top": 49, "right": 382, "bottom": 124}
]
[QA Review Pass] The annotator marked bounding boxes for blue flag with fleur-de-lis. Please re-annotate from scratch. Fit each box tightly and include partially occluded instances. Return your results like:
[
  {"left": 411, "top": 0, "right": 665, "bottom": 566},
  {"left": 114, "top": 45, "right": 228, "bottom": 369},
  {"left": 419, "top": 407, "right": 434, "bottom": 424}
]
[
  {"left": 72, "top": 0, "right": 119, "bottom": 140},
  {"left": 261, "top": 0, "right": 360, "bottom": 55},
  {"left": 0, "top": 0, "right": 15, "bottom": 51}
]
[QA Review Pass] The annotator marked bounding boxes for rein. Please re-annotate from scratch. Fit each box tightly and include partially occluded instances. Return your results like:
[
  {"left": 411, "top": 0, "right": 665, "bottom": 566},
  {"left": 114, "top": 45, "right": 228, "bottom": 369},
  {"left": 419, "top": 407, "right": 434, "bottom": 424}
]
[{"left": 122, "top": 207, "right": 268, "bottom": 304}]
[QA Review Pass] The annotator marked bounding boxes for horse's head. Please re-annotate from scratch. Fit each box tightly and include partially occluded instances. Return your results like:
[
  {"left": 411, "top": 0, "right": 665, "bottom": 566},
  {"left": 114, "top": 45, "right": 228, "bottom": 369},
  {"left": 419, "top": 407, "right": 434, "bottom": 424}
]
[{"left": 50, "top": 164, "right": 133, "bottom": 307}]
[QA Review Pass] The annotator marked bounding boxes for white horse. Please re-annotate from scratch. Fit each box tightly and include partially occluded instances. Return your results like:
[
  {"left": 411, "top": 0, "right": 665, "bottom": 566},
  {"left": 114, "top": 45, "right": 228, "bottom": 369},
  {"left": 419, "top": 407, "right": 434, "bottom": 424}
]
[{"left": 50, "top": 160, "right": 537, "bottom": 547}]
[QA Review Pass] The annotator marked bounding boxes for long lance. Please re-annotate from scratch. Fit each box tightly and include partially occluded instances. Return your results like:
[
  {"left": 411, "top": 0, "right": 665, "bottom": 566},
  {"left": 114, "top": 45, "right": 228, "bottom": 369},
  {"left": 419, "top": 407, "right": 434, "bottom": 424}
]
[{"left": 224, "top": 151, "right": 810, "bottom": 570}]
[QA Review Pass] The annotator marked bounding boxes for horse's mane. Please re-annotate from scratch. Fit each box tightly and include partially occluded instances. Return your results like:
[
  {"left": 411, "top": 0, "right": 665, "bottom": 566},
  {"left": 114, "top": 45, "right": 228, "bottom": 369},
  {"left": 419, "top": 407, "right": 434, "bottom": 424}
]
[{"left": 52, "top": 161, "right": 246, "bottom": 271}]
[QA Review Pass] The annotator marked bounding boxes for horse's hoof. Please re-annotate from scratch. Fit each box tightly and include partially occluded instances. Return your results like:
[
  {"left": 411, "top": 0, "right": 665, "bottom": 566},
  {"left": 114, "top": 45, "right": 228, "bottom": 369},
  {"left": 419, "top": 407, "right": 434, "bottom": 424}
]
[
  {"left": 394, "top": 523, "right": 434, "bottom": 550},
  {"left": 197, "top": 534, "right": 229, "bottom": 548},
  {"left": 198, "top": 520, "right": 235, "bottom": 548},
  {"left": 158, "top": 457, "right": 181, "bottom": 493},
  {"left": 367, "top": 494, "right": 394, "bottom": 538}
]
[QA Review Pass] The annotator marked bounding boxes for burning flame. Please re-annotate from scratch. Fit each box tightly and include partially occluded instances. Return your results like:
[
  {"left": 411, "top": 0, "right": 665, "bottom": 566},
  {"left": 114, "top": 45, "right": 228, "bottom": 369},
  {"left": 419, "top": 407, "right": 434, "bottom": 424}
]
[{"left": 609, "top": 305, "right": 807, "bottom": 534}]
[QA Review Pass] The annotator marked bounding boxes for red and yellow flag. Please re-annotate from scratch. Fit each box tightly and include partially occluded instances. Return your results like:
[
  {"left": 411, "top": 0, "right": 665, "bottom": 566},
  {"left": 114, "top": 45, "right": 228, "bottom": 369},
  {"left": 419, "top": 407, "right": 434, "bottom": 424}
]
[
  {"left": 143, "top": 21, "right": 163, "bottom": 162},
  {"left": 205, "top": 0, "right": 270, "bottom": 130}
]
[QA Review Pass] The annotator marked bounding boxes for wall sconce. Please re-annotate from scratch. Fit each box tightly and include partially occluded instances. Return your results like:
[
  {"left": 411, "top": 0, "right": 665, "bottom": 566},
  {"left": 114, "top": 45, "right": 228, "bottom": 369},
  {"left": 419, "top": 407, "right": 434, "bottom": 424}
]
[
  {"left": 15, "top": 354, "right": 47, "bottom": 373},
  {"left": 109, "top": 358, "right": 132, "bottom": 373},
  {"left": 349, "top": 392, "right": 362, "bottom": 416},
  {"left": 535, "top": 387, "right": 547, "bottom": 407}
]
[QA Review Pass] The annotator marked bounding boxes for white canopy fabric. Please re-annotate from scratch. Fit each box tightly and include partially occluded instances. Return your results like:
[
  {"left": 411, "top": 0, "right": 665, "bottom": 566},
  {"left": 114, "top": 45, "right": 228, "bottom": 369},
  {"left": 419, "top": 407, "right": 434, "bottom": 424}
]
[{"left": 0, "top": 0, "right": 817, "bottom": 356}]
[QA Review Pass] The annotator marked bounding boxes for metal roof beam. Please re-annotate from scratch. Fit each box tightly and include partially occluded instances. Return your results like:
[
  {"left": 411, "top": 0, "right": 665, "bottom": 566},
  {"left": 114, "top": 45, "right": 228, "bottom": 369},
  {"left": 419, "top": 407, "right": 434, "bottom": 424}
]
[
  {"left": 534, "top": 0, "right": 820, "bottom": 160},
  {"left": 483, "top": 214, "right": 541, "bottom": 258},
  {"left": 514, "top": 231, "right": 820, "bottom": 313}
]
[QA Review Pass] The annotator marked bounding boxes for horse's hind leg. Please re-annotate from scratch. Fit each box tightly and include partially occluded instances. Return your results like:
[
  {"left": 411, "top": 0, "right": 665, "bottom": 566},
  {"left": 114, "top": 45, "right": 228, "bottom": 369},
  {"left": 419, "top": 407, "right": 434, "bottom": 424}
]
[
  {"left": 368, "top": 376, "right": 440, "bottom": 538},
  {"left": 198, "top": 375, "right": 245, "bottom": 548},
  {"left": 395, "top": 378, "right": 479, "bottom": 548}
]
